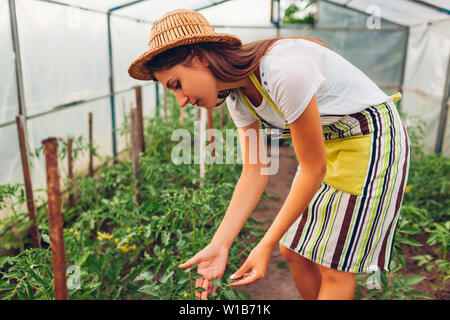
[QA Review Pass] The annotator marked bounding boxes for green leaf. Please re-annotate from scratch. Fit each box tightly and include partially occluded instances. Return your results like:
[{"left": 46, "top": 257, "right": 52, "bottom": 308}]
[
  {"left": 161, "top": 231, "right": 170, "bottom": 246},
  {"left": 153, "top": 245, "right": 161, "bottom": 256},
  {"left": 399, "top": 237, "right": 422, "bottom": 247},
  {"left": 404, "top": 275, "right": 426, "bottom": 287},
  {"left": 223, "top": 289, "right": 238, "bottom": 300},
  {"left": 275, "top": 262, "right": 287, "bottom": 269},
  {"left": 160, "top": 271, "right": 174, "bottom": 284},
  {"left": 134, "top": 271, "right": 154, "bottom": 283},
  {"left": 176, "top": 239, "right": 186, "bottom": 249},
  {"left": 406, "top": 291, "right": 432, "bottom": 299},
  {"left": 194, "top": 286, "right": 206, "bottom": 292},
  {"left": 41, "top": 234, "right": 50, "bottom": 244},
  {"left": 138, "top": 284, "right": 159, "bottom": 296},
  {"left": 211, "top": 278, "right": 221, "bottom": 287}
]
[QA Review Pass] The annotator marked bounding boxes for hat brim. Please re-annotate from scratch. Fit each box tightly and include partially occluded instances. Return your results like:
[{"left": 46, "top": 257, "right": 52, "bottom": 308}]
[{"left": 128, "top": 33, "right": 242, "bottom": 81}]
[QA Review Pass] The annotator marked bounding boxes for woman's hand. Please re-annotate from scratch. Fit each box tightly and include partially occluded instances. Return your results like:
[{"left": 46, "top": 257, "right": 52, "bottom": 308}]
[
  {"left": 179, "top": 243, "right": 229, "bottom": 299},
  {"left": 228, "top": 242, "right": 273, "bottom": 286}
]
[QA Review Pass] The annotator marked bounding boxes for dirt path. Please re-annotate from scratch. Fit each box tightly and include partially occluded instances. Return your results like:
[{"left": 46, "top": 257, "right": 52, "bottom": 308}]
[{"left": 239, "top": 145, "right": 303, "bottom": 300}]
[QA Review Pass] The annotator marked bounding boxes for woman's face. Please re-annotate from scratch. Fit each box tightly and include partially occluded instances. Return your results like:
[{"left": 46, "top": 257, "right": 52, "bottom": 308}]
[{"left": 154, "top": 55, "right": 220, "bottom": 110}]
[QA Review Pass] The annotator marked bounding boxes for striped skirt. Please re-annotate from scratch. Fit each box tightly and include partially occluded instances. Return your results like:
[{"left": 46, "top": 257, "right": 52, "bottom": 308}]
[{"left": 279, "top": 98, "right": 411, "bottom": 273}]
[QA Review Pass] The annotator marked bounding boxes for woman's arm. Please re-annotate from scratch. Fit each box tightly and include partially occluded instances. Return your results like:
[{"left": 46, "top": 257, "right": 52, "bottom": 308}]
[
  {"left": 179, "top": 119, "right": 269, "bottom": 299},
  {"left": 230, "top": 94, "right": 327, "bottom": 285},
  {"left": 211, "top": 119, "right": 269, "bottom": 249},
  {"left": 259, "top": 94, "right": 326, "bottom": 248}
]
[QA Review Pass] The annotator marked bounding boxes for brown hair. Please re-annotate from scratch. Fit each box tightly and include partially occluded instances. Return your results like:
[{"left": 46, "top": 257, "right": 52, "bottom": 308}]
[{"left": 145, "top": 36, "right": 328, "bottom": 105}]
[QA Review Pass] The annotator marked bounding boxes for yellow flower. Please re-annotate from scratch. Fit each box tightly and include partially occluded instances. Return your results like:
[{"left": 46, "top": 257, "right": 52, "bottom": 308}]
[
  {"left": 188, "top": 194, "right": 192, "bottom": 199},
  {"left": 405, "top": 185, "right": 413, "bottom": 193},
  {"left": 114, "top": 238, "right": 119, "bottom": 244},
  {"left": 184, "top": 292, "right": 189, "bottom": 298},
  {"left": 97, "top": 231, "right": 113, "bottom": 241},
  {"left": 126, "top": 227, "right": 131, "bottom": 233}
]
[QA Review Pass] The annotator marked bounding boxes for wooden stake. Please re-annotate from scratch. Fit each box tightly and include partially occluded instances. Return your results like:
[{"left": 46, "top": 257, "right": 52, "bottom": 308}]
[
  {"left": 88, "top": 112, "right": 94, "bottom": 177},
  {"left": 134, "top": 86, "right": 145, "bottom": 154},
  {"left": 130, "top": 107, "right": 142, "bottom": 205},
  {"left": 16, "top": 115, "right": 41, "bottom": 248},
  {"left": 219, "top": 105, "right": 224, "bottom": 129},
  {"left": 180, "top": 107, "right": 185, "bottom": 125},
  {"left": 122, "top": 98, "right": 129, "bottom": 150},
  {"left": 42, "top": 137, "right": 68, "bottom": 300},
  {"left": 163, "top": 87, "right": 168, "bottom": 123},
  {"left": 207, "top": 109, "right": 215, "bottom": 158},
  {"left": 67, "top": 137, "right": 75, "bottom": 209},
  {"left": 199, "top": 108, "right": 206, "bottom": 186}
]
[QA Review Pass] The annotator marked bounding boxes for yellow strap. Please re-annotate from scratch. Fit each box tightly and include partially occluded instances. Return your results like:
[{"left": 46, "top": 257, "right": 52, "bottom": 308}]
[
  {"left": 242, "top": 71, "right": 402, "bottom": 128},
  {"left": 391, "top": 92, "right": 402, "bottom": 103},
  {"left": 248, "top": 73, "right": 287, "bottom": 120},
  {"left": 237, "top": 88, "right": 261, "bottom": 120},
  {"left": 238, "top": 87, "right": 291, "bottom": 138}
]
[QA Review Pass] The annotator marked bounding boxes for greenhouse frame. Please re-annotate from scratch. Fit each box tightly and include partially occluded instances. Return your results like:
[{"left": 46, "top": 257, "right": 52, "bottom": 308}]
[{"left": 1, "top": 0, "right": 449, "bottom": 216}]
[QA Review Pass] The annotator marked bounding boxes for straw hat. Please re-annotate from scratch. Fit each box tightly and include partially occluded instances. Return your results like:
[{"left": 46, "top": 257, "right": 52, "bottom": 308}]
[{"left": 128, "top": 9, "right": 242, "bottom": 81}]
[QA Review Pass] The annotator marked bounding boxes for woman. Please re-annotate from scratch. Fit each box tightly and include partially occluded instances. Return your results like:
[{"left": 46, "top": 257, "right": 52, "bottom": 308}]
[{"left": 128, "top": 9, "right": 411, "bottom": 300}]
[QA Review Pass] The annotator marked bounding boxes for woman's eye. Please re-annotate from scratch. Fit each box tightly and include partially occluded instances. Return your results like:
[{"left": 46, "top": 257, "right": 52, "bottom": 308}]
[{"left": 175, "top": 82, "right": 181, "bottom": 90}]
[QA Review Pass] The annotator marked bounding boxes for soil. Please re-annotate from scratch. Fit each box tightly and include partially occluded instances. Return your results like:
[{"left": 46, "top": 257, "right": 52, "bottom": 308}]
[
  {"left": 238, "top": 145, "right": 449, "bottom": 300},
  {"left": 239, "top": 145, "right": 302, "bottom": 300}
]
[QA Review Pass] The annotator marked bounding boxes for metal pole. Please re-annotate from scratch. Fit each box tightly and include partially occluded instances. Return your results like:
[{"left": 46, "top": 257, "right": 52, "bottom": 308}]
[
  {"left": 397, "top": 27, "right": 410, "bottom": 112},
  {"left": 107, "top": 13, "right": 118, "bottom": 162},
  {"left": 16, "top": 115, "right": 41, "bottom": 248},
  {"left": 88, "top": 112, "right": 94, "bottom": 177},
  {"left": 67, "top": 137, "right": 75, "bottom": 209},
  {"left": 8, "top": 0, "right": 26, "bottom": 117},
  {"left": 135, "top": 86, "right": 145, "bottom": 154},
  {"left": 435, "top": 57, "right": 450, "bottom": 154},
  {"left": 42, "top": 137, "right": 68, "bottom": 300},
  {"left": 155, "top": 82, "right": 160, "bottom": 118},
  {"left": 130, "top": 107, "right": 142, "bottom": 205}
]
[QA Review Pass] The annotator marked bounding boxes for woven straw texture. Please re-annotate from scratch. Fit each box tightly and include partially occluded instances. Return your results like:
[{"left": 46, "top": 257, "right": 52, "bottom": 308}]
[{"left": 128, "top": 9, "right": 242, "bottom": 81}]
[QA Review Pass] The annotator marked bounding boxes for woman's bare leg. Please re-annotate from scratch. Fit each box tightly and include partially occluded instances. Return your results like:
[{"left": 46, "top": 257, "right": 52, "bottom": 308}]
[
  {"left": 279, "top": 244, "right": 322, "bottom": 300},
  {"left": 317, "top": 265, "right": 356, "bottom": 300}
]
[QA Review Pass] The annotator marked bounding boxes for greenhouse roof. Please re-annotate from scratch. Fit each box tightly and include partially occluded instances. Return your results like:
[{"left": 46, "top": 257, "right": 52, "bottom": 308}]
[
  {"left": 418, "top": 0, "right": 450, "bottom": 12},
  {"left": 53, "top": 0, "right": 230, "bottom": 21},
  {"left": 324, "top": 0, "right": 450, "bottom": 26}
]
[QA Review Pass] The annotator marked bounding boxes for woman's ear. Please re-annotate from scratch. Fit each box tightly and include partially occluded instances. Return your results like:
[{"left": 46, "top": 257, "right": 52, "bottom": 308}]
[{"left": 190, "top": 49, "right": 209, "bottom": 67}]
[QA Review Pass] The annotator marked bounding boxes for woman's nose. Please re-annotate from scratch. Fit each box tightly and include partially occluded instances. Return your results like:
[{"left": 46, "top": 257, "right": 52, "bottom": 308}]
[{"left": 174, "top": 91, "right": 189, "bottom": 108}]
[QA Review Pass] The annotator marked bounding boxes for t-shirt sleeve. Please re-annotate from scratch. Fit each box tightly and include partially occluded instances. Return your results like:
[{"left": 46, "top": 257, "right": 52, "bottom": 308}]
[
  {"left": 265, "top": 57, "right": 325, "bottom": 124},
  {"left": 225, "top": 90, "right": 258, "bottom": 128}
]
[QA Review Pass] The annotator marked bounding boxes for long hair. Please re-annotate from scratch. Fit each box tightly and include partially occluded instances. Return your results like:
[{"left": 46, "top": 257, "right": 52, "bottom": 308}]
[{"left": 145, "top": 36, "right": 328, "bottom": 105}]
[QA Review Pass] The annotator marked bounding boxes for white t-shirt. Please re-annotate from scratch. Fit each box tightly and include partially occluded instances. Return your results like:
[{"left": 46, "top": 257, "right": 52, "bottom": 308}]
[{"left": 226, "top": 38, "right": 389, "bottom": 128}]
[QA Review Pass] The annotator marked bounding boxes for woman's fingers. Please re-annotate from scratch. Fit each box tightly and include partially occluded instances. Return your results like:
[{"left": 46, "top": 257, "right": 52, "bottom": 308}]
[
  {"left": 194, "top": 278, "right": 210, "bottom": 300},
  {"left": 179, "top": 255, "right": 200, "bottom": 269},
  {"left": 229, "top": 259, "right": 250, "bottom": 280},
  {"left": 229, "top": 271, "right": 259, "bottom": 286},
  {"left": 201, "top": 279, "right": 209, "bottom": 300}
]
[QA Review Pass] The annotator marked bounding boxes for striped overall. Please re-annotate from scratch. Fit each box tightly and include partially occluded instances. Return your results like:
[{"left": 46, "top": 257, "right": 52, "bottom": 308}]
[{"left": 239, "top": 73, "right": 411, "bottom": 273}]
